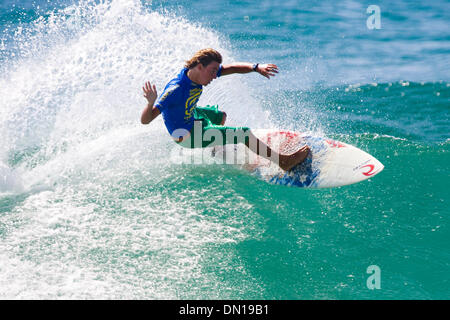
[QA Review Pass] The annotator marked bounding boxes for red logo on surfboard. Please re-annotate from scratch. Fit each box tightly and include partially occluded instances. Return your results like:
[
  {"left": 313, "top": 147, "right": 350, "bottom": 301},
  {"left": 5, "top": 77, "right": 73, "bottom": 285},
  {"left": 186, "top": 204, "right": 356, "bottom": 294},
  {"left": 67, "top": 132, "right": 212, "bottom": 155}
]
[
  {"left": 361, "top": 164, "right": 376, "bottom": 176},
  {"left": 267, "top": 131, "right": 300, "bottom": 146}
]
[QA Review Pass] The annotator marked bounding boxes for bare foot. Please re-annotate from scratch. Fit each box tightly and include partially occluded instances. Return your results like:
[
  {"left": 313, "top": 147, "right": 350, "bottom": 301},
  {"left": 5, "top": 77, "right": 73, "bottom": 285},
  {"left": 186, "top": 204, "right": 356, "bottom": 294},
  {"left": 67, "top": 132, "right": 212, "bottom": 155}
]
[{"left": 279, "top": 146, "right": 310, "bottom": 171}]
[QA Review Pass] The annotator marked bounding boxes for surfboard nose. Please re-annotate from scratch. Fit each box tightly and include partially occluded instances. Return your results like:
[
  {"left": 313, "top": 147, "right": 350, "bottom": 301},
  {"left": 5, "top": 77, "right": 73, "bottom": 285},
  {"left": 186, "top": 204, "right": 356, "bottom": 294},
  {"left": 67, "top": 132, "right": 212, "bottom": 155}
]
[{"left": 360, "top": 157, "right": 384, "bottom": 177}]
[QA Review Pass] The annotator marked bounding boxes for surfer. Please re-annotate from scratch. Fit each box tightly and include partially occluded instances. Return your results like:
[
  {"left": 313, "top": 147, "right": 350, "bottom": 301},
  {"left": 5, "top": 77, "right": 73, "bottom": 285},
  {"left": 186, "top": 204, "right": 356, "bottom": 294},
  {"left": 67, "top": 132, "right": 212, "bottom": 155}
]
[{"left": 140, "top": 48, "right": 310, "bottom": 171}]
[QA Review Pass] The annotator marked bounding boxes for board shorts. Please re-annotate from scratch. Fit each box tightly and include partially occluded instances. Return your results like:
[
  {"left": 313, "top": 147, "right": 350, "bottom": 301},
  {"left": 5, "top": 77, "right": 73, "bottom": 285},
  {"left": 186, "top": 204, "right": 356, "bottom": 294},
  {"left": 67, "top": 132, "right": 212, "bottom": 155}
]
[{"left": 176, "top": 105, "right": 250, "bottom": 149}]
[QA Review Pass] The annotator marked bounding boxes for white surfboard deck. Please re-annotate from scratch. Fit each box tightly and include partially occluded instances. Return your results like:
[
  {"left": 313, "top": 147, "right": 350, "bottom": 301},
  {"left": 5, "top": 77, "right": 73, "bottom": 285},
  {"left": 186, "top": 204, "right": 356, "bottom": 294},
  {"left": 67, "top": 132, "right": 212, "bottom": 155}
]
[{"left": 212, "top": 129, "right": 384, "bottom": 188}]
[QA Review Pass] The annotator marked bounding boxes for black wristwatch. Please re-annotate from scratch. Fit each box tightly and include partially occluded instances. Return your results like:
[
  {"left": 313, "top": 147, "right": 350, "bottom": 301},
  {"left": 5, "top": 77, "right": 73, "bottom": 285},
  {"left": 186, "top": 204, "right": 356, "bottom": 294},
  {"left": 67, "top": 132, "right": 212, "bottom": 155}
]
[{"left": 252, "top": 63, "right": 259, "bottom": 72}]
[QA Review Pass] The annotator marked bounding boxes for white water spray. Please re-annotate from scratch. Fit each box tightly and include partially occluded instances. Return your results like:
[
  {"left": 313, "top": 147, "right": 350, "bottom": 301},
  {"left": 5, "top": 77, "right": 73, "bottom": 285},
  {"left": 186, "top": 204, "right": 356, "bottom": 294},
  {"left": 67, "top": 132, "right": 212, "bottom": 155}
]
[{"left": 0, "top": 0, "right": 267, "bottom": 298}]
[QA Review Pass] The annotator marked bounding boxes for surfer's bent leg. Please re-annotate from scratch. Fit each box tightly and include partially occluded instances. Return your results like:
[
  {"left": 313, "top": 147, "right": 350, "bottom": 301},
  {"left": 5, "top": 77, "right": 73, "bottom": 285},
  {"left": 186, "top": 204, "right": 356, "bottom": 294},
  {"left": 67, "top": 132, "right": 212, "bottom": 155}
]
[
  {"left": 245, "top": 131, "right": 311, "bottom": 171},
  {"left": 179, "top": 105, "right": 310, "bottom": 171},
  {"left": 205, "top": 125, "right": 250, "bottom": 148},
  {"left": 194, "top": 105, "right": 225, "bottom": 126},
  {"left": 175, "top": 121, "right": 249, "bottom": 149}
]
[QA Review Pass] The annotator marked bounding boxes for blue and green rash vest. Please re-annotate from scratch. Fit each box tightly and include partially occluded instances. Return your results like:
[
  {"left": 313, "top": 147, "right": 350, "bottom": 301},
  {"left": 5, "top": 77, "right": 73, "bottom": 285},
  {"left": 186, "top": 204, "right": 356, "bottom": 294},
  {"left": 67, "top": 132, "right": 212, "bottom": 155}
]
[{"left": 155, "top": 66, "right": 223, "bottom": 139}]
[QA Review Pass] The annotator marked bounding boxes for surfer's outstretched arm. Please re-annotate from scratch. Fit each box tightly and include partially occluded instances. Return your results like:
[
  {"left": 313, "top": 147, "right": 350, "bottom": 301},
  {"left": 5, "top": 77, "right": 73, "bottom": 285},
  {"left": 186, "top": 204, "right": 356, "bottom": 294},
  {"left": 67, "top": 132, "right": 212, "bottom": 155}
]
[
  {"left": 221, "top": 63, "right": 278, "bottom": 79},
  {"left": 141, "top": 81, "right": 161, "bottom": 124}
]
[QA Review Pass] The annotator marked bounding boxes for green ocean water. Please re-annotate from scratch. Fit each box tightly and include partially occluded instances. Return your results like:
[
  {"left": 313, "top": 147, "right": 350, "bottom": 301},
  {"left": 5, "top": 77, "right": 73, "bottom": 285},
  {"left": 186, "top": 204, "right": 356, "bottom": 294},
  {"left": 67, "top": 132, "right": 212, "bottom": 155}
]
[{"left": 0, "top": 0, "right": 449, "bottom": 299}]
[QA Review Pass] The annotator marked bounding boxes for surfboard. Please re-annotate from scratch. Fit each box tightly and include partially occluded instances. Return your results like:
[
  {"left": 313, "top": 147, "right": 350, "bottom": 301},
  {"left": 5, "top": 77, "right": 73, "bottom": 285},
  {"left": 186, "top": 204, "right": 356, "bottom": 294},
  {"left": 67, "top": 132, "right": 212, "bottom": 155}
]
[{"left": 212, "top": 129, "right": 384, "bottom": 188}]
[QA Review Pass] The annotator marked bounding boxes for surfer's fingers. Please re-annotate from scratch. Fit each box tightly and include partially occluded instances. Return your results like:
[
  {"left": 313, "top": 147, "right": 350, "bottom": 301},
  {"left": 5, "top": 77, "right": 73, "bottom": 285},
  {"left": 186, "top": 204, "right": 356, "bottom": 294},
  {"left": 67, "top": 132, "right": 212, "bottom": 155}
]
[
  {"left": 143, "top": 84, "right": 151, "bottom": 96},
  {"left": 143, "top": 81, "right": 154, "bottom": 94},
  {"left": 267, "top": 64, "right": 278, "bottom": 72},
  {"left": 262, "top": 65, "right": 278, "bottom": 78}
]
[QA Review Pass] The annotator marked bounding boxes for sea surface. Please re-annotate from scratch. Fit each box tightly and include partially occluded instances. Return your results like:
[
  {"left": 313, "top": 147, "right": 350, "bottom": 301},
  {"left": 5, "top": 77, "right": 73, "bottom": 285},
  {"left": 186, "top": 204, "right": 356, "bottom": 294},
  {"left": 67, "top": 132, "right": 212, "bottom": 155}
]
[{"left": 0, "top": 0, "right": 449, "bottom": 299}]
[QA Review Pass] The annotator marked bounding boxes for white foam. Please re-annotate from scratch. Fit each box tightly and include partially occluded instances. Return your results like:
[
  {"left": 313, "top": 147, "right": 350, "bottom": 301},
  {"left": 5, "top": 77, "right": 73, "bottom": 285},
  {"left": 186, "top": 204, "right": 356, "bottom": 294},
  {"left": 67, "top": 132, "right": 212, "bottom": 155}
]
[
  {"left": 0, "top": 0, "right": 263, "bottom": 299},
  {"left": 0, "top": 162, "right": 23, "bottom": 194}
]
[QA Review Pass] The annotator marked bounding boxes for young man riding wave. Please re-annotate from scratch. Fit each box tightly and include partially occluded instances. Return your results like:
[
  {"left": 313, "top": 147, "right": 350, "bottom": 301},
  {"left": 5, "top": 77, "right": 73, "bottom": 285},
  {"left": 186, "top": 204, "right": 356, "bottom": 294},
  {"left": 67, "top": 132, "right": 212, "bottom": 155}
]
[{"left": 141, "top": 48, "right": 309, "bottom": 171}]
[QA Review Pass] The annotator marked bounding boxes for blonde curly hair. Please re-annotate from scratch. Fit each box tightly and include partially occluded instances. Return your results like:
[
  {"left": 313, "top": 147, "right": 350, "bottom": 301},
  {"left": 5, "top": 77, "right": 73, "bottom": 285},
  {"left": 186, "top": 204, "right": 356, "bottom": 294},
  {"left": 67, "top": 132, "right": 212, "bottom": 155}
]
[{"left": 185, "top": 48, "right": 222, "bottom": 69}]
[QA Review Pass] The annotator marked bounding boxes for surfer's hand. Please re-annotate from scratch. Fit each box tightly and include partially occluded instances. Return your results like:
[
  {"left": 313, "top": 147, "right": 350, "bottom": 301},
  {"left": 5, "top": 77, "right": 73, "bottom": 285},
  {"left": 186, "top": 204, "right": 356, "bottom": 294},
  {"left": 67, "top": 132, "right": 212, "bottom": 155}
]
[
  {"left": 257, "top": 64, "right": 278, "bottom": 79},
  {"left": 143, "top": 81, "right": 157, "bottom": 105}
]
